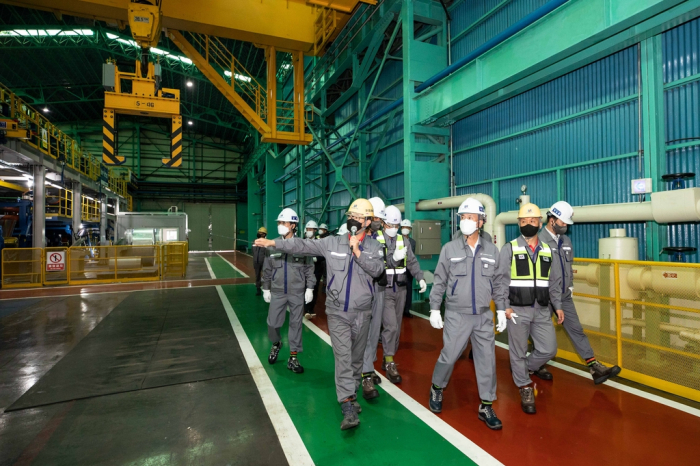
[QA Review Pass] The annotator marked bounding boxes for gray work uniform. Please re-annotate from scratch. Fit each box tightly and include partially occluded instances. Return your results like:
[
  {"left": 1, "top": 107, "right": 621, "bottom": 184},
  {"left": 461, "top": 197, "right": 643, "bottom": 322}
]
[
  {"left": 272, "top": 234, "right": 384, "bottom": 402},
  {"left": 262, "top": 237, "right": 316, "bottom": 352},
  {"left": 539, "top": 228, "right": 595, "bottom": 360},
  {"left": 430, "top": 237, "right": 507, "bottom": 402},
  {"left": 496, "top": 236, "right": 563, "bottom": 388}
]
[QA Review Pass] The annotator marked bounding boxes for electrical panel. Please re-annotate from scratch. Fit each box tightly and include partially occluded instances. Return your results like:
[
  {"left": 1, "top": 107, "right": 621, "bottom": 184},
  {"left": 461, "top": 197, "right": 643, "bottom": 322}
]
[{"left": 412, "top": 220, "right": 442, "bottom": 255}]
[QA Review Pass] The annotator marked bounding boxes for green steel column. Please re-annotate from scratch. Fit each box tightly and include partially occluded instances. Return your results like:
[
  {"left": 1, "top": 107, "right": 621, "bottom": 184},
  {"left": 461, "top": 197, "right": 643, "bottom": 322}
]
[
  {"left": 641, "top": 35, "right": 666, "bottom": 260},
  {"left": 299, "top": 147, "right": 306, "bottom": 222},
  {"left": 265, "top": 150, "right": 285, "bottom": 233},
  {"left": 136, "top": 123, "right": 141, "bottom": 178},
  {"left": 358, "top": 77, "right": 368, "bottom": 197},
  {"left": 247, "top": 170, "right": 262, "bottom": 246}
]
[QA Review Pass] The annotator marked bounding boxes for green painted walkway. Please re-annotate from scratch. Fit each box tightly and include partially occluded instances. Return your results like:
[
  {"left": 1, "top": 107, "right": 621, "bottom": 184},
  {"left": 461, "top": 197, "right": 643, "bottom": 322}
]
[
  {"left": 207, "top": 256, "right": 246, "bottom": 279},
  {"left": 220, "top": 284, "right": 475, "bottom": 466}
]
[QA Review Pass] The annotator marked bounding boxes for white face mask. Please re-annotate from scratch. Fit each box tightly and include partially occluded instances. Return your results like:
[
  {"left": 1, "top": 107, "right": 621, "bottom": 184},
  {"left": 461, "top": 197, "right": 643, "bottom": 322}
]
[
  {"left": 305, "top": 230, "right": 315, "bottom": 239},
  {"left": 277, "top": 224, "right": 290, "bottom": 236},
  {"left": 384, "top": 227, "right": 398, "bottom": 238},
  {"left": 401, "top": 228, "right": 411, "bottom": 236},
  {"left": 460, "top": 219, "right": 478, "bottom": 236}
]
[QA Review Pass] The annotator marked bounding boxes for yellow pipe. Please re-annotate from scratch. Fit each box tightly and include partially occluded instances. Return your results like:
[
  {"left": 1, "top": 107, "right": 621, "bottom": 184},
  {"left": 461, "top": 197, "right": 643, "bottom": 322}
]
[{"left": 0, "top": 179, "right": 28, "bottom": 192}]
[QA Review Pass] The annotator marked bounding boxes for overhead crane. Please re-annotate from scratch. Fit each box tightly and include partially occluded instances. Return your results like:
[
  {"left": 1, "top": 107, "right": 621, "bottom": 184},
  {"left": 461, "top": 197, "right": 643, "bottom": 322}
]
[{"left": 4, "top": 0, "right": 376, "bottom": 153}]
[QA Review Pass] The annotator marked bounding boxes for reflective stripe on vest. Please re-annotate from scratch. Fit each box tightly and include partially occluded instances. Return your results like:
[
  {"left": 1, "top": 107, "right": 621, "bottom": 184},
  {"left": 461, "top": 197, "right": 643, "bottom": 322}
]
[
  {"left": 376, "top": 231, "right": 406, "bottom": 269},
  {"left": 509, "top": 241, "right": 551, "bottom": 286}
]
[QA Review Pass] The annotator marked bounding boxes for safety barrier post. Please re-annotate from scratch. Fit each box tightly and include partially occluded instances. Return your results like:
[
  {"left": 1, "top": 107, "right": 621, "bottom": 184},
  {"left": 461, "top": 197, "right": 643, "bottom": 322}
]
[{"left": 614, "top": 262, "right": 623, "bottom": 368}]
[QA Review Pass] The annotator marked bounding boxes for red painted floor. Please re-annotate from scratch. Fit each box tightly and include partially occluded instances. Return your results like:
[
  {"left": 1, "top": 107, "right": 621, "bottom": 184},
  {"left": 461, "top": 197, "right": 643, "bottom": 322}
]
[{"left": 305, "top": 289, "right": 700, "bottom": 466}]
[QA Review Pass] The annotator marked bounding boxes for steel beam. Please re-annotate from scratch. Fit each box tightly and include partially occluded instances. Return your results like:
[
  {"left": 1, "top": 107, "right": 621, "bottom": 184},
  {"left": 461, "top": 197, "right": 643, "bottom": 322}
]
[
  {"left": 415, "top": 0, "right": 695, "bottom": 126},
  {"left": 33, "top": 165, "right": 45, "bottom": 248}
]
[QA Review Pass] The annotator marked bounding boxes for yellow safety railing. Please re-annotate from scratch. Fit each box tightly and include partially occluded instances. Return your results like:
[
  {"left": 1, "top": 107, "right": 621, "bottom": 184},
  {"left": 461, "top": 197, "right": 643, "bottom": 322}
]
[
  {"left": 43, "top": 246, "right": 69, "bottom": 285},
  {"left": 565, "top": 258, "right": 700, "bottom": 402},
  {"left": 126, "top": 194, "right": 133, "bottom": 212},
  {"left": 0, "top": 82, "right": 101, "bottom": 181},
  {"left": 45, "top": 186, "right": 73, "bottom": 218},
  {"left": 1, "top": 248, "right": 43, "bottom": 288},
  {"left": 160, "top": 241, "right": 188, "bottom": 279},
  {"left": 68, "top": 245, "right": 160, "bottom": 285},
  {"left": 108, "top": 168, "right": 128, "bottom": 197},
  {"left": 81, "top": 195, "right": 101, "bottom": 222}
]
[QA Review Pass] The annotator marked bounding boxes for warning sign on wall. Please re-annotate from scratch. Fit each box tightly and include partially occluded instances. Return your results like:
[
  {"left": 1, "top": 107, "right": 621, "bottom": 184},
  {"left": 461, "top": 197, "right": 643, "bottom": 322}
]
[{"left": 46, "top": 251, "right": 65, "bottom": 272}]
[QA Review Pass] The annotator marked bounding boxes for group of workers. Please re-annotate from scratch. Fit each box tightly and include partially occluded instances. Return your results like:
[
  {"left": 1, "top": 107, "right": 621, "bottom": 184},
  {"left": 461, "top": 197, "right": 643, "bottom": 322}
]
[{"left": 252, "top": 196, "right": 621, "bottom": 431}]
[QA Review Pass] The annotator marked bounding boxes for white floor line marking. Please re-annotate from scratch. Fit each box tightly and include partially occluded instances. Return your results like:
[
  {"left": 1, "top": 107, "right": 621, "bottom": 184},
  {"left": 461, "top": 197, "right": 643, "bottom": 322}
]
[
  {"left": 493, "top": 340, "right": 700, "bottom": 418},
  {"left": 216, "top": 252, "right": 250, "bottom": 278},
  {"left": 204, "top": 257, "right": 216, "bottom": 279},
  {"left": 216, "top": 286, "right": 315, "bottom": 466},
  {"left": 410, "top": 310, "right": 429, "bottom": 320},
  {"left": 301, "top": 318, "right": 503, "bottom": 466}
]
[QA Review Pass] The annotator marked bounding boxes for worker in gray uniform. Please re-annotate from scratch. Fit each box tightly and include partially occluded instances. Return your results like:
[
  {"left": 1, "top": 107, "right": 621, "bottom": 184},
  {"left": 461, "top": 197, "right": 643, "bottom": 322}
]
[
  {"left": 495, "top": 203, "right": 564, "bottom": 415},
  {"left": 365, "top": 205, "right": 425, "bottom": 395},
  {"left": 400, "top": 219, "right": 416, "bottom": 319},
  {"left": 304, "top": 219, "right": 321, "bottom": 319},
  {"left": 262, "top": 208, "right": 315, "bottom": 374},
  {"left": 253, "top": 226, "right": 268, "bottom": 295},
  {"left": 358, "top": 197, "right": 388, "bottom": 396},
  {"left": 536, "top": 201, "right": 621, "bottom": 384},
  {"left": 255, "top": 199, "right": 383, "bottom": 431},
  {"left": 428, "top": 198, "right": 507, "bottom": 430}
]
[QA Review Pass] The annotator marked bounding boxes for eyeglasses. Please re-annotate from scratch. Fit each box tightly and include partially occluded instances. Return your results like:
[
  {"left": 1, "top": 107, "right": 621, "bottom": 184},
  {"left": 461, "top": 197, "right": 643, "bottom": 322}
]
[{"left": 347, "top": 214, "right": 365, "bottom": 222}]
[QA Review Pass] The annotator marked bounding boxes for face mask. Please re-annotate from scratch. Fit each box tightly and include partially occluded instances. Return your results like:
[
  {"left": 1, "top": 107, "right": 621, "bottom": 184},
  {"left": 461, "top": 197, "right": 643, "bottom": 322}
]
[
  {"left": 401, "top": 228, "right": 411, "bottom": 236},
  {"left": 553, "top": 223, "right": 568, "bottom": 235},
  {"left": 385, "top": 227, "right": 398, "bottom": 238},
  {"left": 305, "top": 230, "right": 315, "bottom": 239},
  {"left": 257, "top": 233, "right": 266, "bottom": 238},
  {"left": 347, "top": 219, "right": 363, "bottom": 235},
  {"left": 520, "top": 224, "right": 540, "bottom": 238},
  {"left": 319, "top": 230, "right": 328, "bottom": 237},
  {"left": 370, "top": 220, "right": 383, "bottom": 232},
  {"left": 460, "top": 219, "right": 478, "bottom": 236},
  {"left": 277, "top": 224, "right": 290, "bottom": 236}
]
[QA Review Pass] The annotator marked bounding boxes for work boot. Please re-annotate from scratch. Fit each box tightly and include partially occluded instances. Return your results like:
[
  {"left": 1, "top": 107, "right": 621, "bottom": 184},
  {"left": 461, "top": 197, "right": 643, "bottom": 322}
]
[
  {"left": 287, "top": 356, "right": 304, "bottom": 374},
  {"left": 372, "top": 372, "right": 382, "bottom": 385},
  {"left": 530, "top": 365, "right": 553, "bottom": 381},
  {"left": 340, "top": 401, "right": 360, "bottom": 430},
  {"left": 268, "top": 342, "right": 281, "bottom": 365},
  {"left": 384, "top": 360, "right": 402, "bottom": 384},
  {"left": 478, "top": 404, "right": 503, "bottom": 430},
  {"left": 590, "top": 361, "right": 621, "bottom": 385},
  {"left": 350, "top": 397, "right": 362, "bottom": 413},
  {"left": 429, "top": 386, "right": 443, "bottom": 413},
  {"left": 362, "top": 375, "right": 379, "bottom": 400},
  {"left": 519, "top": 386, "right": 536, "bottom": 414}
]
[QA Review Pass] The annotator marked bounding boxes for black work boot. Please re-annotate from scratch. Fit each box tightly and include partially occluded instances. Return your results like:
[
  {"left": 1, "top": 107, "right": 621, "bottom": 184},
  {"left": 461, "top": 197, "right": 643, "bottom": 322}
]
[
  {"left": 287, "top": 356, "right": 304, "bottom": 374},
  {"left": 340, "top": 401, "right": 360, "bottom": 430},
  {"left": 384, "top": 360, "right": 402, "bottom": 384},
  {"left": 530, "top": 365, "right": 553, "bottom": 381},
  {"left": 268, "top": 342, "right": 281, "bottom": 365},
  {"left": 519, "top": 386, "right": 536, "bottom": 414},
  {"left": 429, "top": 386, "right": 443, "bottom": 413},
  {"left": 478, "top": 404, "right": 503, "bottom": 430},
  {"left": 371, "top": 372, "right": 382, "bottom": 385},
  {"left": 590, "top": 361, "right": 621, "bottom": 385},
  {"left": 350, "top": 396, "right": 362, "bottom": 413},
  {"left": 362, "top": 375, "right": 379, "bottom": 400}
]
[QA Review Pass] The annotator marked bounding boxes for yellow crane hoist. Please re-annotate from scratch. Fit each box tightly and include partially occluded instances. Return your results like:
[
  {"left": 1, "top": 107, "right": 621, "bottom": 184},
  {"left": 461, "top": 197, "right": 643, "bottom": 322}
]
[{"left": 102, "top": 0, "right": 182, "bottom": 168}]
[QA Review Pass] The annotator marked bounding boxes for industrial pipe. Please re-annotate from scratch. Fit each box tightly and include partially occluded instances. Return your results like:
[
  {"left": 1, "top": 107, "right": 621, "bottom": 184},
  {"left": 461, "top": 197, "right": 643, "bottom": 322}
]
[{"left": 394, "top": 193, "right": 497, "bottom": 239}]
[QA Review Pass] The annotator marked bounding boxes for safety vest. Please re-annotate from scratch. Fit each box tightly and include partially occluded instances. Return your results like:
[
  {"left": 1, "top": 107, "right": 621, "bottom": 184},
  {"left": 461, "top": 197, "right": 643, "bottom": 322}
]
[
  {"left": 376, "top": 231, "right": 406, "bottom": 275},
  {"left": 509, "top": 239, "right": 553, "bottom": 307}
]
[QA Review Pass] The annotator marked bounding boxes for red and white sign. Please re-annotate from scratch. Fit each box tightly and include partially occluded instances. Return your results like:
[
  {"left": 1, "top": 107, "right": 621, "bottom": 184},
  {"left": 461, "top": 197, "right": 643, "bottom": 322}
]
[{"left": 46, "top": 251, "right": 65, "bottom": 272}]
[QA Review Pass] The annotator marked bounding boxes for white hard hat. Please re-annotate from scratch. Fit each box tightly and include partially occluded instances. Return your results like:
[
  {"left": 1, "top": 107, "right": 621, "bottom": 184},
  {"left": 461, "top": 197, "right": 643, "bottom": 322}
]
[
  {"left": 319, "top": 223, "right": 329, "bottom": 230},
  {"left": 384, "top": 205, "right": 402, "bottom": 225},
  {"left": 458, "top": 197, "right": 485, "bottom": 217},
  {"left": 368, "top": 197, "right": 386, "bottom": 220},
  {"left": 337, "top": 224, "right": 348, "bottom": 235},
  {"left": 549, "top": 201, "right": 574, "bottom": 225},
  {"left": 305, "top": 220, "right": 319, "bottom": 229},
  {"left": 277, "top": 208, "right": 299, "bottom": 223},
  {"left": 400, "top": 219, "right": 412, "bottom": 228}
]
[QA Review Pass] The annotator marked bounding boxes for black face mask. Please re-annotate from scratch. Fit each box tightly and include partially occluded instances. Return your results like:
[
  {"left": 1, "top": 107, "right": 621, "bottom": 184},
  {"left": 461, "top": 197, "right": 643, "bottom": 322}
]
[
  {"left": 520, "top": 224, "right": 540, "bottom": 238},
  {"left": 347, "top": 219, "right": 364, "bottom": 235},
  {"left": 553, "top": 223, "right": 568, "bottom": 235},
  {"left": 370, "top": 220, "right": 382, "bottom": 232},
  {"left": 257, "top": 233, "right": 266, "bottom": 239},
  {"left": 319, "top": 231, "right": 329, "bottom": 238}
]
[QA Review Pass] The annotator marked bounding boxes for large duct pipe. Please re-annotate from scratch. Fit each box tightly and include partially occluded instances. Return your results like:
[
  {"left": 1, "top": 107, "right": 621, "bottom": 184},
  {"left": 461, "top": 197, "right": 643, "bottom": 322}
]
[
  {"left": 394, "top": 193, "right": 497, "bottom": 240},
  {"left": 493, "top": 188, "right": 700, "bottom": 248}
]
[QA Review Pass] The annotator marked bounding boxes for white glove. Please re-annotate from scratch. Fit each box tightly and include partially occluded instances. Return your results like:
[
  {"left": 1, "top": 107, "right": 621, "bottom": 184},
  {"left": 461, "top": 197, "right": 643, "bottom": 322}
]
[
  {"left": 496, "top": 310, "right": 507, "bottom": 333},
  {"left": 313, "top": 257, "right": 317, "bottom": 263},
  {"left": 263, "top": 290, "right": 271, "bottom": 303},
  {"left": 392, "top": 247, "right": 407, "bottom": 262},
  {"left": 304, "top": 288, "right": 313, "bottom": 304},
  {"left": 429, "top": 310, "right": 443, "bottom": 329},
  {"left": 418, "top": 279, "right": 427, "bottom": 293}
]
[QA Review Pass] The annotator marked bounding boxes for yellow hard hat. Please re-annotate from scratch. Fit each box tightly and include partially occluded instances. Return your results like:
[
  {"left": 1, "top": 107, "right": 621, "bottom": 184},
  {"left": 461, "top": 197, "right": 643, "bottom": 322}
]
[
  {"left": 346, "top": 198, "right": 374, "bottom": 217},
  {"left": 517, "top": 203, "right": 542, "bottom": 219},
  {"left": 257, "top": 226, "right": 268, "bottom": 234}
]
